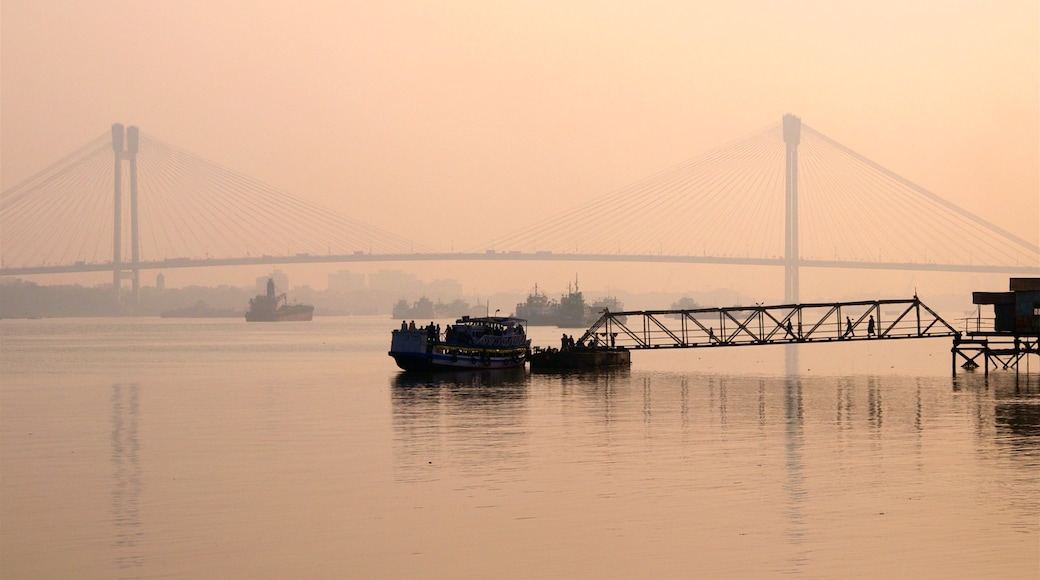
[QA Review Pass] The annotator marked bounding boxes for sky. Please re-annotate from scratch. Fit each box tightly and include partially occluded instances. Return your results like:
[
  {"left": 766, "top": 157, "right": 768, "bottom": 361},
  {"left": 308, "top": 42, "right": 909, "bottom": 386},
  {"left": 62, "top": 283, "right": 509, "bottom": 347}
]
[{"left": 1, "top": 0, "right": 1037, "bottom": 300}]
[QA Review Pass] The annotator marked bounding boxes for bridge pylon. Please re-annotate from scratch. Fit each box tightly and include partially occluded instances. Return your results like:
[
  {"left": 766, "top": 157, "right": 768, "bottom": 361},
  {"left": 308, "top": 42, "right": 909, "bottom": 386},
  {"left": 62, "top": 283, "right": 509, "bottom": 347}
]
[
  {"left": 111, "top": 123, "right": 141, "bottom": 308},
  {"left": 783, "top": 114, "right": 801, "bottom": 304}
]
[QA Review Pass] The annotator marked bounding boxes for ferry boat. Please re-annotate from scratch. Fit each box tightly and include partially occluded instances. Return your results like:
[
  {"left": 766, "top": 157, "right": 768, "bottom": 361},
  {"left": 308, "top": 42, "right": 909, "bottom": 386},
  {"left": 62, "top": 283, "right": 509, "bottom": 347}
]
[
  {"left": 389, "top": 316, "right": 531, "bottom": 372},
  {"left": 245, "top": 278, "right": 314, "bottom": 322}
]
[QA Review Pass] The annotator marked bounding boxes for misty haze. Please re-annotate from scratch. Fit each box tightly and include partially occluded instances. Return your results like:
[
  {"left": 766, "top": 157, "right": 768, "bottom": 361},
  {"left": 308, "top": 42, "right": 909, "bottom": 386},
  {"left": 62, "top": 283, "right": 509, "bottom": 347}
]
[{"left": 2, "top": 1, "right": 1038, "bottom": 578}]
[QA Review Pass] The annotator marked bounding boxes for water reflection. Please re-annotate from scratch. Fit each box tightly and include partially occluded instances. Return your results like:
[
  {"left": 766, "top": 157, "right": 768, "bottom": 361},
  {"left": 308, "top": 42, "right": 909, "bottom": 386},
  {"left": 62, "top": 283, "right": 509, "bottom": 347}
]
[
  {"left": 390, "top": 370, "right": 530, "bottom": 483},
  {"left": 953, "top": 372, "right": 1040, "bottom": 452},
  {"left": 992, "top": 374, "right": 1040, "bottom": 450},
  {"left": 110, "top": 383, "right": 143, "bottom": 573},
  {"left": 783, "top": 375, "right": 807, "bottom": 572}
]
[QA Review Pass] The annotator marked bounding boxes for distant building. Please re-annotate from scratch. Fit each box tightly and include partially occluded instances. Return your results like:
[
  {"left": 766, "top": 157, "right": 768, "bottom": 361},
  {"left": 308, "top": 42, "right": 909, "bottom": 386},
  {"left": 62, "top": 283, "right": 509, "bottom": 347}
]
[
  {"left": 369, "top": 270, "right": 419, "bottom": 294},
  {"left": 328, "top": 270, "right": 365, "bottom": 293},
  {"left": 426, "top": 278, "right": 463, "bottom": 301},
  {"left": 156, "top": 273, "right": 165, "bottom": 292}
]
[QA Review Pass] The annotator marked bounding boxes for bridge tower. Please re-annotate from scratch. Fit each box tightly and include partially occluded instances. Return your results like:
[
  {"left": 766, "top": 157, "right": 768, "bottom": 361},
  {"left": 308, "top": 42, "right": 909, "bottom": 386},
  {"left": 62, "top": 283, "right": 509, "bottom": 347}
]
[
  {"left": 111, "top": 123, "right": 141, "bottom": 308},
  {"left": 783, "top": 114, "right": 801, "bottom": 304}
]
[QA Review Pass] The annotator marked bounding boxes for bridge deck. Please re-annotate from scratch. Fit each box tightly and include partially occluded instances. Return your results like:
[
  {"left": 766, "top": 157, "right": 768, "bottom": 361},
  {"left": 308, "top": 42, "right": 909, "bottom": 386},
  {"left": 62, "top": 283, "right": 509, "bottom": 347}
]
[{"left": 575, "top": 297, "right": 957, "bottom": 350}]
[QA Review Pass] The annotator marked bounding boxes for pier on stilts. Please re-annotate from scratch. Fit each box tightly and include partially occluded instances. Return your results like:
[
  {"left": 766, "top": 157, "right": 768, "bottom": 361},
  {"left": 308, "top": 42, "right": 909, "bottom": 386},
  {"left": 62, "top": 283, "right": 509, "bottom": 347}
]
[{"left": 952, "top": 278, "right": 1040, "bottom": 376}]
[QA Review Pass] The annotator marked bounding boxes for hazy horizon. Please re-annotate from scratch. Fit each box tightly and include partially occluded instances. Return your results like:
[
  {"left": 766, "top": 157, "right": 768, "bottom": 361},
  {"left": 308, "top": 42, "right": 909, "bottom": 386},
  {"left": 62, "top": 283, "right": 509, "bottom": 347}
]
[{"left": 2, "top": 0, "right": 1037, "bottom": 299}]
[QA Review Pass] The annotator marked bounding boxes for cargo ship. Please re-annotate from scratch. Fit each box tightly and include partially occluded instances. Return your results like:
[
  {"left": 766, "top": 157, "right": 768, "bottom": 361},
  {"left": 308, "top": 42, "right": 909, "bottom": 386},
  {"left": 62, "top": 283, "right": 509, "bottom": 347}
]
[
  {"left": 514, "top": 284, "right": 558, "bottom": 325},
  {"left": 389, "top": 316, "right": 530, "bottom": 371},
  {"left": 245, "top": 278, "right": 314, "bottom": 322},
  {"left": 515, "top": 279, "right": 624, "bottom": 327}
]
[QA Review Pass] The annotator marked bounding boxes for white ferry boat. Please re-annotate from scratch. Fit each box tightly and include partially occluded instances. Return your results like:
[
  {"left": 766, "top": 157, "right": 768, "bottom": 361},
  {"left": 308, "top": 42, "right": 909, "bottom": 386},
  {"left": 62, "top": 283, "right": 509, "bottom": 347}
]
[{"left": 389, "top": 316, "right": 530, "bottom": 371}]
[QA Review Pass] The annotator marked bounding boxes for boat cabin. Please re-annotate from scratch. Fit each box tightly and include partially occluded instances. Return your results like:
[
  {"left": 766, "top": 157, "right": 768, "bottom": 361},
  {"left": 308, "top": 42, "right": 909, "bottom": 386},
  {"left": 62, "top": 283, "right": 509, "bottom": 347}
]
[{"left": 972, "top": 277, "right": 1040, "bottom": 334}]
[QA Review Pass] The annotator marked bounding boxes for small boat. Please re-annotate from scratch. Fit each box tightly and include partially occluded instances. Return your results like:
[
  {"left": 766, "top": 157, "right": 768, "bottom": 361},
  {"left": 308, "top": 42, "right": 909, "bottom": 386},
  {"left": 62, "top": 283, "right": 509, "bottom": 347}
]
[
  {"left": 389, "top": 316, "right": 530, "bottom": 372},
  {"left": 529, "top": 346, "right": 631, "bottom": 371},
  {"left": 245, "top": 278, "right": 314, "bottom": 322}
]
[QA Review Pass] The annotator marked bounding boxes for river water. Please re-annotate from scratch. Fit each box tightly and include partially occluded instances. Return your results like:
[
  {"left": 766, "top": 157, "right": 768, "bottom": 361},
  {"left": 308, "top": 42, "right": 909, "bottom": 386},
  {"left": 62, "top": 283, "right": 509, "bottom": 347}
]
[{"left": 1, "top": 316, "right": 1037, "bottom": 578}]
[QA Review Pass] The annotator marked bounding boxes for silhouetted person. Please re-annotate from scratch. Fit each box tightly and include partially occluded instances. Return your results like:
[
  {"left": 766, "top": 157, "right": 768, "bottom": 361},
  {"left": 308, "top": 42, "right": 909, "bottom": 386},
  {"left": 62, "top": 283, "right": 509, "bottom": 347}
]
[
  {"left": 561, "top": 333, "right": 569, "bottom": 350},
  {"left": 408, "top": 320, "right": 416, "bottom": 330},
  {"left": 844, "top": 316, "right": 854, "bottom": 338},
  {"left": 400, "top": 320, "right": 407, "bottom": 331},
  {"left": 785, "top": 319, "right": 794, "bottom": 339},
  {"left": 708, "top": 327, "right": 715, "bottom": 342},
  {"left": 867, "top": 315, "right": 876, "bottom": 338}
]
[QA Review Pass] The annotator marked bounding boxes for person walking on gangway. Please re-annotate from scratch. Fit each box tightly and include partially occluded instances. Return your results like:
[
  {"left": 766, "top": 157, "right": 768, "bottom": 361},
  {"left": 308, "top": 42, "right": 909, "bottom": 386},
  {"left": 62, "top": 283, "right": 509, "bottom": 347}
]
[
  {"left": 844, "top": 316, "right": 855, "bottom": 338},
  {"left": 867, "top": 315, "right": 876, "bottom": 338}
]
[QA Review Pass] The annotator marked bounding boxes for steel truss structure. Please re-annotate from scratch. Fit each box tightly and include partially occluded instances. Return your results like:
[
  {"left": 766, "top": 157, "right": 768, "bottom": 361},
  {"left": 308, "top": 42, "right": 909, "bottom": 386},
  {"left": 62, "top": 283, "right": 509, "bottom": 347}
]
[{"left": 578, "top": 297, "right": 957, "bottom": 350}]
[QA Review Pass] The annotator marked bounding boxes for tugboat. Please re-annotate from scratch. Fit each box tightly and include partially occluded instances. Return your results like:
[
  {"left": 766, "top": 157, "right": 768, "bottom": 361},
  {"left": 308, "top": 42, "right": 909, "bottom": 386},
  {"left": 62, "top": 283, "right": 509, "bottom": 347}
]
[
  {"left": 245, "top": 278, "right": 314, "bottom": 322},
  {"left": 389, "top": 316, "right": 530, "bottom": 371}
]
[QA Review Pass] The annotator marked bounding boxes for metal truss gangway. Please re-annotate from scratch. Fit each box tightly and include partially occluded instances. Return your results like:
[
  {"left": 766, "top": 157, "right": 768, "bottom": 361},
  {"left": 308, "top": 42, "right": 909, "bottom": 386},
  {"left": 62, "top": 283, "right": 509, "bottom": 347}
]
[{"left": 577, "top": 297, "right": 958, "bottom": 352}]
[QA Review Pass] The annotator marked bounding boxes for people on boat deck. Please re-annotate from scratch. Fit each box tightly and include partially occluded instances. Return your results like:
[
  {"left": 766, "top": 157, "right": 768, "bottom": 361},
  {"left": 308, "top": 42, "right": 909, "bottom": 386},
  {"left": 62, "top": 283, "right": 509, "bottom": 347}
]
[
  {"left": 408, "top": 320, "right": 416, "bottom": 330},
  {"left": 400, "top": 320, "right": 407, "bottom": 331},
  {"left": 559, "top": 334, "right": 576, "bottom": 350}
]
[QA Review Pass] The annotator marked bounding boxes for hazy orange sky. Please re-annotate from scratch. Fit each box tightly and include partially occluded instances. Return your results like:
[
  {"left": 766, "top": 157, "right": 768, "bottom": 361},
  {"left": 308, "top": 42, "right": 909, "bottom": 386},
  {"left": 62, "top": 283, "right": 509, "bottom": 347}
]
[{"left": 2, "top": 1, "right": 1037, "bottom": 299}]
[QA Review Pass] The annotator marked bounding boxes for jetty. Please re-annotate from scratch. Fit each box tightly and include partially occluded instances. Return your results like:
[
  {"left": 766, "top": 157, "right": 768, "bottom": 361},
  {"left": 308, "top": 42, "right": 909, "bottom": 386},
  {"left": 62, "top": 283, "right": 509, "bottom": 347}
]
[
  {"left": 530, "top": 281, "right": 1040, "bottom": 376},
  {"left": 954, "top": 278, "right": 1040, "bottom": 376}
]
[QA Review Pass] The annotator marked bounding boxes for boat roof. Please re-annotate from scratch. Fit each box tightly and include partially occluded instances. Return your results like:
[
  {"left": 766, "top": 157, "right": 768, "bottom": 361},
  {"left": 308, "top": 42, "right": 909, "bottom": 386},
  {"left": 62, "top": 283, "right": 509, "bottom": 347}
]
[{"left": 455, "top": 315, "right": 526, "bottom": 325}]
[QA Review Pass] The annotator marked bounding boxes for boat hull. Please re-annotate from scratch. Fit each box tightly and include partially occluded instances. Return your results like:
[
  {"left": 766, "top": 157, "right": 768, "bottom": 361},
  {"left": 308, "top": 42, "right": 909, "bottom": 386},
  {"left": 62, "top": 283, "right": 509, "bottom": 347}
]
[
  {"left": 390, "top": 350, "right": 527, "bottom": 372},
  {"left": 245, "top": 305, "right": 314, "bottom": 322},
  {"left": 529, "top": 348, "right": 631, "bottom": 371}
]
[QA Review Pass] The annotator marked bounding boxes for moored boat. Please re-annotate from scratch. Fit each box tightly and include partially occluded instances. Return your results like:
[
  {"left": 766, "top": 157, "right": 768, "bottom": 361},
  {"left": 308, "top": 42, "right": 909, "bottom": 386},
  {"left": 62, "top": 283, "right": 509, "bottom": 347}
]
[
  {"left": 389, "top": 316, "right": 530, "bottom": 371},
  {"left": 245, "top": 278, "right": 314, "bottom": 322},
  {"left": 515, "top": 278, "right": 624, "bottom": 327},
  {"left": 514, "top": 284, "right": 558, "bottom": 325},
  {"left": 528, "top": 345, "right": 631, "bottom": 371}
]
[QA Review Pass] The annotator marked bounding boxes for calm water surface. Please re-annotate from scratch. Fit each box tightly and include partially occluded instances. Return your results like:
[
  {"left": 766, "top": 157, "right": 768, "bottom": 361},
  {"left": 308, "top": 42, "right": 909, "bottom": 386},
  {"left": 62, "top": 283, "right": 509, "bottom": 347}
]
[{"left": 2, "top": 316, "right": 1038, "bottom": 578}]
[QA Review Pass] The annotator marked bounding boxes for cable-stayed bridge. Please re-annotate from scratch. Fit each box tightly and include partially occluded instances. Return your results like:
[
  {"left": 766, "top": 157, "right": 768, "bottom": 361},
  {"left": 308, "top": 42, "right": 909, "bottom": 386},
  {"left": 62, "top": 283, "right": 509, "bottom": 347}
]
[{"left": 2, "top": 116, "right": 1037, "bottom": 305}]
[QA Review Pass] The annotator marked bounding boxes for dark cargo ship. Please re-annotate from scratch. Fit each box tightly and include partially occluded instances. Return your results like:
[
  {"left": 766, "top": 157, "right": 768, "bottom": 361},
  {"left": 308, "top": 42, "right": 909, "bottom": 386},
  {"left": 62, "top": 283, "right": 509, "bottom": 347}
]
[{"left": 245, "top": 278, "right": 314, "bottom": 322}]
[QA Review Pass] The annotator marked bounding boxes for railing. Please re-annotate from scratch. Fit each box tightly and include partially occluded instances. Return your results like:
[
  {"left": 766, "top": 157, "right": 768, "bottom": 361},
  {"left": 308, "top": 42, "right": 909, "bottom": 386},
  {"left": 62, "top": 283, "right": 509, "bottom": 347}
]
[{"left": 959, "top": 316, "right": 996, "bottom": 334}]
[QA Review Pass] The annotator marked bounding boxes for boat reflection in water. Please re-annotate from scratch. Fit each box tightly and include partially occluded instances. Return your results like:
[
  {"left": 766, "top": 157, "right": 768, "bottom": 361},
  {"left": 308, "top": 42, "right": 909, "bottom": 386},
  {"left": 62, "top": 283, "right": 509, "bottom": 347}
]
[{"left": 390, "top": 367, "right": 529, "bottom": 390}]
